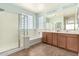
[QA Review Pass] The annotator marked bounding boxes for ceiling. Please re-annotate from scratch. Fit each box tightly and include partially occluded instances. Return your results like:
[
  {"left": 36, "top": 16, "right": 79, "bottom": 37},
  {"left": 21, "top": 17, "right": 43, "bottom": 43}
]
[
  {"left": 47, "top": 6, "right": 77, "bottom": 18},
  {"left": 15, "top": 3, "right": 77, "bottom": 13}
]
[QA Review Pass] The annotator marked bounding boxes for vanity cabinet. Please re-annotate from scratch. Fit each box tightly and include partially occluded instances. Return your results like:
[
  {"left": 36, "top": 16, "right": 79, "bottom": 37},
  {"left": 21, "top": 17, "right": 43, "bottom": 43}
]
[
  {"left": 42, "top": 32, "right": 79, "bottom": 53},
  {"left": 42, "top": 32, "right": 47, "bottom": 43},
  {"left": 52, "top": 33, "right": 58, "bottom": 46},
  {"left": 58, "top": 33, "right": 66, "bottom": 48},
  {"left": 66, "top": 35, "right": 78, "bottom": 52},
  {"left": 46, "top": 32, "right": 53, "bottom": 44}
]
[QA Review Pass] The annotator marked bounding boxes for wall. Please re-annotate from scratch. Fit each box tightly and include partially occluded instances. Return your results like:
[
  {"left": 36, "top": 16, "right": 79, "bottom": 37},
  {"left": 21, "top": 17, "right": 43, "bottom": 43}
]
[
  {"left": 0, "top": 11, "right": 18, "bottom": 52},
  {"left": 0, "top": 3, "right": 38, "bottom": 56}
]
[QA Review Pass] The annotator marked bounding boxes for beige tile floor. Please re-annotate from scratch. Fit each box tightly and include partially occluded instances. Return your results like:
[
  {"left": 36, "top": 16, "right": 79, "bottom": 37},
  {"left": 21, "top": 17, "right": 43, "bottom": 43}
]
[{"left": 9, "top": 43, "right": 78, "bottom": 56}]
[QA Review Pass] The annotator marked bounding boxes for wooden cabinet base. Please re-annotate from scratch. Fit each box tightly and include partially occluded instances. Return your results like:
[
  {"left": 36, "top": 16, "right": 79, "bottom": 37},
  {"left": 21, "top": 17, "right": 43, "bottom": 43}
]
[
  {"left": 67, "top": 37, "right": 78, "bottom": 52},
  {"left": 43, "top": 42, "right": 78, "bottom": 53},
  {"left": 42, "top": 32, "right": 79, "bottom": 53},
  {"left": 58, "top": 34, "right": 66, "bottom": 48},
  {"left": 52, "top": 33, "right": 58, "bottom": 46}
]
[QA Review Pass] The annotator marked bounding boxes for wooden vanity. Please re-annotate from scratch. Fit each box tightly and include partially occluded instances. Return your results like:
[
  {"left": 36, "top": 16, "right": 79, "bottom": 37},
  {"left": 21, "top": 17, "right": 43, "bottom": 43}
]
[{"left": 42, "top": 32, "right": 79, "bottom": 53}]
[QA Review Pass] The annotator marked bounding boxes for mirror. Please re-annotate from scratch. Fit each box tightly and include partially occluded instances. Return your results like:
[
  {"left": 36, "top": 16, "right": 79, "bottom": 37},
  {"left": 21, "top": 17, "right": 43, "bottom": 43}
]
[
  {"left": 64, "top": 15, "right": 76, "bottom": 31},
  {"left": 46, "top": 14, "right": 64, "bottom": 32},
  {"left": 77, "top": 8, "right": 79, "bottom": 30},
  {"left": 55, "top": 22, "right": 62, "bottom": 32},
  {"left": 45, "top": 7, "right": 78, "bottom": 32}
]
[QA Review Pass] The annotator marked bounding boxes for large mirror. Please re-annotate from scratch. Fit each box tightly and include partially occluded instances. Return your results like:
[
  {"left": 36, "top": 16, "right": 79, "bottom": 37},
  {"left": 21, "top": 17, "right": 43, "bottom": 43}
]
[
  {"left": 45, "top": 6, "right": 78, "bottom": 32},
  {"left": 64, "top": 14, "right": 76, "bottom": 31},
  {"left": 46, "top": 14, "right": 64, "bottom": 32}
]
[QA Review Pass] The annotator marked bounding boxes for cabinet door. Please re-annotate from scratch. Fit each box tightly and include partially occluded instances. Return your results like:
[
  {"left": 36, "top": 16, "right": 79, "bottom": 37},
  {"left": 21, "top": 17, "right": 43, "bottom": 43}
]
[
  {"left": 53, "top": 33, "right": 58, "bottom": 46},
  {"left": 46, "top": 33, "right": 53, "bottom": 44},
  {"left": 42, "top": 32, "right": 47, "bottom": 43},
  {"left": 58, "top": 34, "right": 66, "bottom": 48},
  {"left": 67, "top": 36, "right": 78, "bottom": 52}
]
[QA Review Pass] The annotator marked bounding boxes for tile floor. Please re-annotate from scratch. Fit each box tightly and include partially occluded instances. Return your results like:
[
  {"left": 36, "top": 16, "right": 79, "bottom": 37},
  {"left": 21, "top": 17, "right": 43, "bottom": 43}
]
[{"left": 9, "top": 43, "right": 78, "bottom": 56}]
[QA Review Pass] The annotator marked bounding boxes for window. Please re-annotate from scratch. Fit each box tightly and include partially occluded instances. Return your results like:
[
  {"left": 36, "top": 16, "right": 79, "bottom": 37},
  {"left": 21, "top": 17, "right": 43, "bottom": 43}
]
[
  {"left": 20, "top": 14, "right": 33, "bottom": 30},
  {"left": 24, "top": 16, "right": 28, "bottom": 29},
  {"left": 21, "top": 15, "right": 25, "bottom": 29},
  {"left": 38, "top": 16, "right": 44, "bottom": 29},
  {"left": 20, "top": 14, "right": 42, "bottom": 40},
  {"left": 28, "top": 15, "right": 33, "bottom": 29},
  {"left": 20, "top": 14, "right": 34, "bottom": 36}
]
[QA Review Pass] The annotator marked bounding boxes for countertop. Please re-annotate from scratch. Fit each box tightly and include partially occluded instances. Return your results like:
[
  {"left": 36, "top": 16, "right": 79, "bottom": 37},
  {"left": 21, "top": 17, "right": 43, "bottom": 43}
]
[{"left": 43, "top": 31, "right": 79, "bottom": 35}]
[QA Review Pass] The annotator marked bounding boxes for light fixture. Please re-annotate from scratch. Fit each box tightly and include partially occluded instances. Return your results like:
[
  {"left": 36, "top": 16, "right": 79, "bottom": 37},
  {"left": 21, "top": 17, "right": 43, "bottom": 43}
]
[{"left": 0, "top": 8, "right": 4, "bottom": 11}]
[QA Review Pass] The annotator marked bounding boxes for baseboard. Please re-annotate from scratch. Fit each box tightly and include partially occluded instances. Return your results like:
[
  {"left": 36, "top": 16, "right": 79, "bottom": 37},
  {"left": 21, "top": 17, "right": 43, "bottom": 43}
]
[
  {"left": 0, "top": 38, "right": 42, "bottom": 56},
  {"left": 0, "top": 47, "right": 25, "bottom": 56},
  {"left": 29, "top": 38, "right": 42, "bottom": 46}
]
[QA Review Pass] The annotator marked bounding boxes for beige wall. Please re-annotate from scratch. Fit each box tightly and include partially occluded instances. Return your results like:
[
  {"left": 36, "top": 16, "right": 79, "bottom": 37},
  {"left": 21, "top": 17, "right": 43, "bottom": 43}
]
[{"left": 0, "top": 11, "right": 18, "bottom": 52}]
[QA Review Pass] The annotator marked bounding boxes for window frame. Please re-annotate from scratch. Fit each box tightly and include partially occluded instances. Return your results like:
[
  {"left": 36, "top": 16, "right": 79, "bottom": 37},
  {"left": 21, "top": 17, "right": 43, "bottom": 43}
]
[{"left": 20, "top": 14, "right": 34, "bottom": 30}]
